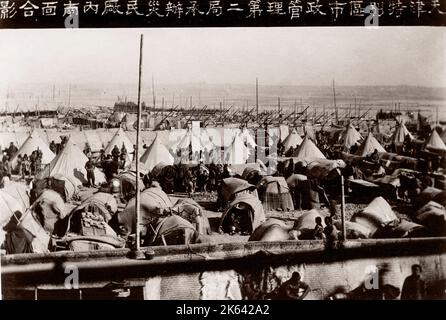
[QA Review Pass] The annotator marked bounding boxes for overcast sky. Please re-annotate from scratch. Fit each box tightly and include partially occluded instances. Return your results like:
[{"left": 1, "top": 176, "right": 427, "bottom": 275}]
[{"left": 0, "top": 27, "right": 444, "bottom": 87}]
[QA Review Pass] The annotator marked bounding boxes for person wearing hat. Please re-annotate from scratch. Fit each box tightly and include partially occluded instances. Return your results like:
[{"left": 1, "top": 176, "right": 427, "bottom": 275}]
[
  {"left": 401, "top": 264, "right": 426, "bottom": 300},
  {"left": 85, "top": 156, "right": 96, "bottom": 187}
]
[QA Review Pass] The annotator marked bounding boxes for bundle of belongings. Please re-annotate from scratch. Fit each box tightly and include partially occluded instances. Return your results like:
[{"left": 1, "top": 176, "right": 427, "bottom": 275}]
[
  {"left": 171, "top": 198, "right": 212, "bottom": 236},
  {"left": 351, "top": 197, "right": 428, "bottom": 239},
  {"left": 116, "top": 187, "right": 208, "bottom": 246},
  {"left": 61, "top": 211, "right": 124, "bottom": 251},
  {"left": 256, "top": 176, "right": 294, "bottom": 212},
  {"left": 414, "top": 201, "right": 446, "bottom": 236},
  {"left": 54, "top": 193, "right": 124, "bottom": 252},
  {"left": 248, "top": 218, "right": 293, "bottom": 242}
]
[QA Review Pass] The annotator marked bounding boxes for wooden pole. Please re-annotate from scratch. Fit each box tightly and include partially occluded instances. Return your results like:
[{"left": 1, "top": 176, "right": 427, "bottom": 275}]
[
  {"left": 333, "top": 79, "right": 338, "bottom": 125},
  {"left": 341, "top": 175, "right": 346, "bottom": 241},
  {"left": 161, "top": 96, "right": 164, "bottom": 117},
  {"left": 256, "top": 78, "right": 259, "bottom": 124},
  {"left": 152, "top": 74, "right": 156, "bottom": 110},
  {"left": 130, "top": 34, "right": 146, "bottom": 260}
]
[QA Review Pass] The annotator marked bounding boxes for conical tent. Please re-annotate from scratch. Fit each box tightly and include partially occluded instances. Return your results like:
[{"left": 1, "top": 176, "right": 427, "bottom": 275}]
[
  {"left": 292, "top": 135, "right": 326, "bottom": 160},
  {"left": 104, "top": 127, "right": 134, "bottom": 155},
  {"left": 224, "top": 133, "right": 250, "bottom": 164},
  {"left": 37, "top": 141, "right": 106, "bottom": 186},
  {"left": 140, "top": 135, "right": 174, "bottom": 171},
  {"left": 390, "top": 122, "right": 414, "bottom": 146},
  {"left": 355, "top": 132, "right": 386, "bottom": 157},
  {"left": 282, "top": 129, "right": 303, "bottom": 152},
  {"left": 169, "top": 128, "right": 216, "bottom": 158},
  {"left": 340, "top": 124, "right": 362, "bottom": 150},
  {"left": 426, "top": 129, "right": 446, "bottom": 151},
  {"left": 11, "top": 131, "right": 55, "bottom": 168}
]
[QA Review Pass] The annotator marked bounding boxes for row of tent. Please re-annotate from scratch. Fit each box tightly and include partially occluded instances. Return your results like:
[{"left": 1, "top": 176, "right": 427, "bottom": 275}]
[
  {"left": 4, "top": 128, "right": 255, "bottom": 186},
  {"left": 4, "top": 123, "right": 446, "bottom": 187},
  {"left": 281, "top": 122, "right": 446, "bottom": 159}
]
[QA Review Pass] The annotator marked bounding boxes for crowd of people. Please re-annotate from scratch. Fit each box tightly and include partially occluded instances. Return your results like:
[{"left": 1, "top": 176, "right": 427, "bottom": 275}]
[{"left": 0, "top": 142, "right": 44, "bottom": 181}]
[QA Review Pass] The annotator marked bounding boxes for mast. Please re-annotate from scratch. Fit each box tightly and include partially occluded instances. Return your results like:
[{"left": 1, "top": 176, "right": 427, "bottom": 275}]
[
  {"left": 161, "top": 96, "right": 164, "bottom": 117},
  {"left": 68, "top": 83, "right": 71, "bottom": 109},
  {"left": 256, "top": 78, "right": 259, "bottom": 123},
  {"left": 294, "top": 99, "right": 297, "bottom": 123},
  {"left": 130, "top": 34, "right": 146, "bottom": 260},
  {"left": 152, "top": 74, "right": 156, "bottom": 110},
  {"left": 332, "top": 79, "right": 338, "bottom": 125}
]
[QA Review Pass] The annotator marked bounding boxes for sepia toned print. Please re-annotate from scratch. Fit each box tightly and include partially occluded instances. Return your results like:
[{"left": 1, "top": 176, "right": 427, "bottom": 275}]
[{"left": 0, "top": 27, "right": 445, "bottom": 300}]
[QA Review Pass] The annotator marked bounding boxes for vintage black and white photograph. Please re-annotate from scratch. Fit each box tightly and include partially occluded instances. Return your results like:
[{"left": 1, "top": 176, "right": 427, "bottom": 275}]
[{"left": 0, "top": 24, "right": 445, "bottom": 301}]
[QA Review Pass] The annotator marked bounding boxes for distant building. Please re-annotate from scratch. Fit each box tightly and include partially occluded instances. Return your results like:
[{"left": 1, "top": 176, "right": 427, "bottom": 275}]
[{"left": 113, "top": 101, "right": 147, "bottom": 113}]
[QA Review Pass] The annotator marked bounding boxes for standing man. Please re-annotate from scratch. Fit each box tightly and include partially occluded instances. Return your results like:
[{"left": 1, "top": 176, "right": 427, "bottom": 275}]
[
  {"left": 21, "top": 154, "right": 30, "bottom": 180},
  {"left": 401, "top": 264, "right": 426, "bottom": 300},
  {"left": 3, "top": 155, "right": 12, "bottom": 179},
  {"left": 85, "top": 156, "right": 96, "bottom": 187}
]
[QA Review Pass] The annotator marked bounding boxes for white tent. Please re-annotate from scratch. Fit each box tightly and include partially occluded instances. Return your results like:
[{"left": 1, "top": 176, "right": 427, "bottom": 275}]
[
  {"left": 224, "top": 133, "right": 250, "bottom": 164},
  {"left": 104, "top": 127, "right": 134, "bottom": 155},
  {"left": 355, "top": 132, "right": 386, "bottom": 157},
  {"left": 282, "top": 129, "right": 303, "bottom": 152},
  {"left": 140, "top": 135, "right": 174, "bottom": 171},
  {"left": 169, "top": 128, "right": 216, "bottom": 156},
  {"left": 11, "top": 131, "right": 55, "bottom": 168},
  {"left": 340, "top": 124, "right": 363, "bottom": 151},
  {"left": 292, "top": 135, "right": 326, "bottom": 160},
  {"left": 37, "top": 141, "right": 106, "bottom": 186},
  {"left": 426, "top": 129, "right": 446, "bottom": 152},
  {"left": 390, "top": 121, "right": 414, "bottom": 146}
]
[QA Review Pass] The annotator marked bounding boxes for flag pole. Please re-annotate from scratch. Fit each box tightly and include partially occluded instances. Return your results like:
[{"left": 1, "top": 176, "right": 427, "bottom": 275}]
[{"left": 129, "top": 34, "right": 146, "bottom": 260}]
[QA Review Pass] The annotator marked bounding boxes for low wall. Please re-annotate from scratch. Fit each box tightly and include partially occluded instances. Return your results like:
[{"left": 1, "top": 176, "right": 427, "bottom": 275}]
[{"left": 2, "top": 238, "right": 446, "bottom": 300}]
